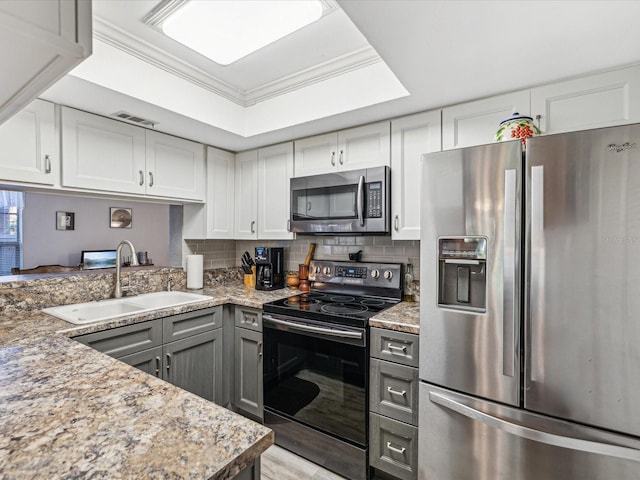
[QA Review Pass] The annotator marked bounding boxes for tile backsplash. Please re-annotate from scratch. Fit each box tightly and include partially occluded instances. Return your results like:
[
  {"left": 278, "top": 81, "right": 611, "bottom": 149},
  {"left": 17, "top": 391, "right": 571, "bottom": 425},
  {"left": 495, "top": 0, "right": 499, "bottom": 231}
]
[{"left": 185, "top": 236, "right": 420, "bottom": 278}]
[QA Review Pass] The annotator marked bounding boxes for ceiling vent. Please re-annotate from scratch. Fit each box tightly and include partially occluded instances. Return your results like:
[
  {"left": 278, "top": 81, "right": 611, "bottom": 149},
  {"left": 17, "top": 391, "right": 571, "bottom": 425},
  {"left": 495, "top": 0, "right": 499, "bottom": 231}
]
[{"left": 112, "top": 111, "right": 158, "bottom": 127}]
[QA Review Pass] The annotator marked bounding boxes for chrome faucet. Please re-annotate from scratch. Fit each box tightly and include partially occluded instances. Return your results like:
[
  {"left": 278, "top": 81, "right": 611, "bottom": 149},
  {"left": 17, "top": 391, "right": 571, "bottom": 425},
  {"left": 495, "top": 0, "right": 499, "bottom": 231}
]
[{"left": 114, "top": 240, "right": 139, "bottom": 298}]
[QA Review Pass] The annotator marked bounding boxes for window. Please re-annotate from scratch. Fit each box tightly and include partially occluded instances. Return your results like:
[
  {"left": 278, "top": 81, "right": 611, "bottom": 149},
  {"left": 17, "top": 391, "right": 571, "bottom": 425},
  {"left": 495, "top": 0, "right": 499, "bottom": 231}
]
[{"left": 0, "top": 190, "right": 23, "bottom": 275}]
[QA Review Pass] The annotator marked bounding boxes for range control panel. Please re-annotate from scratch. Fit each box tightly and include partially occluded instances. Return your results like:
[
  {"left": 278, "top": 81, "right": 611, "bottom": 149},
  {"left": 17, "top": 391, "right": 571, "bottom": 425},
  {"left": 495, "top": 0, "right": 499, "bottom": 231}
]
[
  {"left": 335, "top": 266, "right": 368, "bottom": 278},
  {"left": 309, "top": 260, "right": 402, "bottom": 290}
]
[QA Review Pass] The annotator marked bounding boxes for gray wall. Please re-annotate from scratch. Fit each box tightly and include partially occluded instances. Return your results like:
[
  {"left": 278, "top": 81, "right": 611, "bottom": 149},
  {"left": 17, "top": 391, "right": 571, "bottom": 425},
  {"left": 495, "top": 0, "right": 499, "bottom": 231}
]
[{"left": 22, "top": 193, "right": 171, "bottom": 269}]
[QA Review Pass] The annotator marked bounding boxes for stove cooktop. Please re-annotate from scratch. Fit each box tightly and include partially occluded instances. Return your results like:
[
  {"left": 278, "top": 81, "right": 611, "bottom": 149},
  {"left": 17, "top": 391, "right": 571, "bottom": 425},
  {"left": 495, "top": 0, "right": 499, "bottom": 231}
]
[
  {"left": 264, "top": 260, "right": 403, "bottom": 328},
  {"left": 263, "top": 290, "right": 400, "bottom": 328}
]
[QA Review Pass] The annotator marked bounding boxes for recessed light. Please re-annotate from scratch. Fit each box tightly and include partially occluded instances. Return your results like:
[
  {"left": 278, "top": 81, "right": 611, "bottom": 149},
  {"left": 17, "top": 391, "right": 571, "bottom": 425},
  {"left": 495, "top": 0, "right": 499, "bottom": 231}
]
[{"left": 162, "top": 0, "right": 324, "bottom": 65}]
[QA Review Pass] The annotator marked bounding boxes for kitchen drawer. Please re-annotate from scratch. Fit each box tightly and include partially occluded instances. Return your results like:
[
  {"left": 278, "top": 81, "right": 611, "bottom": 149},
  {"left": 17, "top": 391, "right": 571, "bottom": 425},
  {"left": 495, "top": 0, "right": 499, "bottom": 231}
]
[
  {"left": 75, "top": 319, "right": 162, "bottom": 359},
  {"left": 235, "top": 306, "right": 262, "bottom": 332},
  {"left": 163, "top": 306, "right": 222, "bottom": 342},
  {"left": 371, "top": 327, "right": 419, "bottom": 367},
  {"left": 370, "top": 413, "right": 418, "bottom": 480},
  {"left": 370, "top": 358, "right": 419, "bottom": 426}
]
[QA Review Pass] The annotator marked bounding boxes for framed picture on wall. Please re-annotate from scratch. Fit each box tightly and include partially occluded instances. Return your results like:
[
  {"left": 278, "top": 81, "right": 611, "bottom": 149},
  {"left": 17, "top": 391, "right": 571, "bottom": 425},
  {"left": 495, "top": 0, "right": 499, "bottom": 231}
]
[
  {"left": 110, "top": 207, "right": 132, "bottom": 229},
  {"left": 56, "top": 211, "right": 75, "bottom": 231}
]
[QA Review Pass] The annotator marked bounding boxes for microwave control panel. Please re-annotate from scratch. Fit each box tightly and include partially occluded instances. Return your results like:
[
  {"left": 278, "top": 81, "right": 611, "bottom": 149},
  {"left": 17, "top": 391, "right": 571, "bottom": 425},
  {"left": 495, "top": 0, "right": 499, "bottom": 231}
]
[{"left": 366, "top": 182, "right": 383, "bottom": 218}]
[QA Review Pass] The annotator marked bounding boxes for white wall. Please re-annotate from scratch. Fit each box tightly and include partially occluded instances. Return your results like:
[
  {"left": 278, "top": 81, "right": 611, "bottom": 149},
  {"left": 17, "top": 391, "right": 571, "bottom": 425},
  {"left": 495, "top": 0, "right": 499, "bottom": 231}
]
[{"left": 22, "top": 193, "right": 170, "bottom": 268}]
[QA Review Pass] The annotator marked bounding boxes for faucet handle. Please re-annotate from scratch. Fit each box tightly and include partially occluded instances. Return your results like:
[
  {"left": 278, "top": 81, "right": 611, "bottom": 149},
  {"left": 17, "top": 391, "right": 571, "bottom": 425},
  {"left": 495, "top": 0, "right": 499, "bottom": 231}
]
[{"left": 167, "top": 275, "right": 173, "bottom": 292}]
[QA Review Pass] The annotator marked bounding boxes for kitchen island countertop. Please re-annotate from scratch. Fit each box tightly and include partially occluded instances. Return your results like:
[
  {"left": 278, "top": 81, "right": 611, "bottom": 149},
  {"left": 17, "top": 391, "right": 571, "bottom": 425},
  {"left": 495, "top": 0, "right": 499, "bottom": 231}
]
[{"left": 0, "top": 284, "right": 296, "bottom": 480}]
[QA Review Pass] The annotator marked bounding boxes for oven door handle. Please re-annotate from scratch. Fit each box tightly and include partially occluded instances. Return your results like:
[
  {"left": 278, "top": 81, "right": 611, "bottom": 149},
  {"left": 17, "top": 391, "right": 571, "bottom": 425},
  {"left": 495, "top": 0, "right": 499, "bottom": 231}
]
[{"left": 263, "top": 315, "right": 363, "bottom": 340}]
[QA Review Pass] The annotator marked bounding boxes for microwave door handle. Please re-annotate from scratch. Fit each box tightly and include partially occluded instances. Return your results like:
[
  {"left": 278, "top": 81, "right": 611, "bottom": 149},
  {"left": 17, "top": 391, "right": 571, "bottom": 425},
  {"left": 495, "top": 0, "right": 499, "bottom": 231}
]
[{"left": 357, "top": 175, "right": 365, "bottom": 226}]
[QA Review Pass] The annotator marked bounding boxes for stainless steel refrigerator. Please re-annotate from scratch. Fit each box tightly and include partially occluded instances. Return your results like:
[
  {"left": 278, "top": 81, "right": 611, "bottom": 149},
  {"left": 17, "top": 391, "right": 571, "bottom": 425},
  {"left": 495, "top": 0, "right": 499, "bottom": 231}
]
[{"left": 419, "top": 125, "right": 640, "bottom": 479}]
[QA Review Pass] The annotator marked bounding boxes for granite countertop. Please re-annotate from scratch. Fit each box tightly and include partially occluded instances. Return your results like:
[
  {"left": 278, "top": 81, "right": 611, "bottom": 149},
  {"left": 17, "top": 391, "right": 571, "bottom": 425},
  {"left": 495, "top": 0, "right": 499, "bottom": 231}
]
[
  {"left": 0, "top": 280, "right": 419, "bottom": 479},
  {"left": 0, "top": 285, "right": 295, "bottom": 480},
  {"left": 369, "top": 300, "right": 420, "bottom": 335}
]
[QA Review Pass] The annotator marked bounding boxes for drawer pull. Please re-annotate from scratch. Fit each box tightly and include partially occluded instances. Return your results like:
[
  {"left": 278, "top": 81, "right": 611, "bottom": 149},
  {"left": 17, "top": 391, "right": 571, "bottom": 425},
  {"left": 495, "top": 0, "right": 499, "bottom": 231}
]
[
  {"left": 387, "top": 387, "right": 407, "bottom": 397},
  {"left": 386, "top": 442, "right": 406, "bottom": 455},
  {"left": 388, "top": 343, "right": 407, "bottom": 354}
]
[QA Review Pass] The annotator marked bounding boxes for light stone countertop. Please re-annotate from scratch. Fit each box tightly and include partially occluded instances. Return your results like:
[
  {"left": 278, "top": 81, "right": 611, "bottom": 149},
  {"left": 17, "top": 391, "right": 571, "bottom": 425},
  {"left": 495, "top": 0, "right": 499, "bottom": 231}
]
[
  {"left": 0, "top": 280, "right": 418, "bottom": 479},
  {"left": 0, "top": 285, "right": 296, "bottom": 480},
  {"left": 369, "top": 300, "right": 420, "bottom": 335}
]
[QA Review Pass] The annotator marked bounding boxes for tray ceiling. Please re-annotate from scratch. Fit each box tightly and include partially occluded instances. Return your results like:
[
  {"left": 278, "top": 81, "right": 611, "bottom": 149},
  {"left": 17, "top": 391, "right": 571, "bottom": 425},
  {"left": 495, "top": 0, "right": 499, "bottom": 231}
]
[{"left": 41, "top": 0, "right": 640, "bottom": 152}]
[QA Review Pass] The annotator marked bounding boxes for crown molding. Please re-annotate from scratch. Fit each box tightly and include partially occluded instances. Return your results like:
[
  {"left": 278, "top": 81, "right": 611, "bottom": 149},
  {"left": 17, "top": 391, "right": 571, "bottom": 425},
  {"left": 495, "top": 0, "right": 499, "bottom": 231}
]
[
  {"left": 94, "top": 18, "right": 243, "bottom": 104},
  {"left": 93, "top": 0, "right": 376, "bottom": 108},
  {"left": 243, "top": 47, "right": 381, "bottom": 105}
]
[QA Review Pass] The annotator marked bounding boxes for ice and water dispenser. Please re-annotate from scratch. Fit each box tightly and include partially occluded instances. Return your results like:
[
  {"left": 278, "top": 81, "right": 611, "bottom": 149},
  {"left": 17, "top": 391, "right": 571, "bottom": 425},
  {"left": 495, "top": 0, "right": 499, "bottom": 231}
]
[{"left": 438, "top": 237, "right": 487, "bottom": 312}]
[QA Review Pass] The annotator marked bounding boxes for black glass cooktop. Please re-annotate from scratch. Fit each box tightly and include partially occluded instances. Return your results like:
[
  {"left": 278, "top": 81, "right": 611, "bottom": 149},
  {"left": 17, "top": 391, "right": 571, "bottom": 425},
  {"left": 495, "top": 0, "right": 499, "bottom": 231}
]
[{"left": 263, "top": 291, "right": 400, "bottom": 328}]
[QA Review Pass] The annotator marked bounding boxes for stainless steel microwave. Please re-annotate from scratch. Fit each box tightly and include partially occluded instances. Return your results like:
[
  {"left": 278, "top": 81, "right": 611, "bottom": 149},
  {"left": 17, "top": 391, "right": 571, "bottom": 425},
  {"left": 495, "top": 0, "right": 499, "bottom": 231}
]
[{"left": 290, "top": 166, "right": 390, "bottom": 235}]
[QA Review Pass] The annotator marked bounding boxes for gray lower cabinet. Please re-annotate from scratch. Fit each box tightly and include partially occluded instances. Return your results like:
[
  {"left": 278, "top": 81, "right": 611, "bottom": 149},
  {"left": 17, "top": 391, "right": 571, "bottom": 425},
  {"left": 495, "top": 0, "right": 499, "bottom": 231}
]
[
  {"left": 164, "top": 329, "right": 223, "bottom": 403},
  {"left": 233, "top": 306, "right": 263, "bottom": 421},
  {"left": 75, "top": 307, "right": 223, "bottom": 404},
  {"left": 119, "top": 346, "right": 163, "bottom": 376},
  {"left": 369, "top": 327, "right": 419, "bottom": 480}
]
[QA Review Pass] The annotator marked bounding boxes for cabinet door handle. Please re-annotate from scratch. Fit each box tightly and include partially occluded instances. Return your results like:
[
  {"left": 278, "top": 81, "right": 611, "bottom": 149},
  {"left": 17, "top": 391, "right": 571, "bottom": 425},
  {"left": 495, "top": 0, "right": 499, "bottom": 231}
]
[
  {"left": 394, "top": 215, "right": 399, "bottom": 231},
  {"left": 166, "top": 353, "right": 171, "bottom": 371},
  {"left": 148, "top": 171, "right": 154, "bottom": 187},
  {"left": 330, "top": 151, "right": 336, "bottom": 166},
  {"left": 339, "top": 150, "right": 344, "bottom": 165},
  {"left": 387, "top": 387, "right": 407, "bottom": 397},
  {"left": 155, "top": 356, "right": 161, "bottom": 376},
  {"left": 250, "top": 220, "right": 256, "bottom": 234},
  {"left": 258, "top": 341, "right": 263, "bottom": 357},
  {"left": 388, "top": 343, "right": 407, "bottom": 354},
  {"left": 139, "top": 170, "right": 144, "bottom": 186},
  {"left": 386, "top": 442, "right": 406, "bottom": 455},
  {"left": 44, "top": 155, "right": 52, "bottom": 174},
  {"left": 287, "top": 219, "right": 291, "bottom": 232}
]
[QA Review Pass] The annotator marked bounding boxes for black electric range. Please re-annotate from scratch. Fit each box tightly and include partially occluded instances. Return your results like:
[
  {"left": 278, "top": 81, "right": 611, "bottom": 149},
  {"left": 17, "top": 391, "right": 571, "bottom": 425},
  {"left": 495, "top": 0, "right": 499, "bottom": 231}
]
[
  {"left": 262, "top": 260, "right": 404, "bottom": 480},
  {"left": 263, "top": 260, "right": 403, "bottom": 328}
]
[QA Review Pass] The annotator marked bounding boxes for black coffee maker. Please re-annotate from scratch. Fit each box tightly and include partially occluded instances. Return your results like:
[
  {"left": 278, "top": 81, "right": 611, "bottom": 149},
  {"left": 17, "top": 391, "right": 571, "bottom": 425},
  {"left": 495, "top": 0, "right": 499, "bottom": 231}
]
[{"left": 255, "top": 247, "right": 284, "bottom": 291}]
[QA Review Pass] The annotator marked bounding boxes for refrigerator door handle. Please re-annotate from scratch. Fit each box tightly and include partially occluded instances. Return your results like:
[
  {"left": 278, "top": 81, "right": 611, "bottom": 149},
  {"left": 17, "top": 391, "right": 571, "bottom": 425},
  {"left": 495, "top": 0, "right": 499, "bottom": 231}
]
[
  {"left": 429, "top": 390, "right": 640, "bottom": 462},
  {"left": 529, "top": 165, "right": 545, "bottom": 383},
  {"left": 502, "top": 168, "right": 517, "bottom": 377}
]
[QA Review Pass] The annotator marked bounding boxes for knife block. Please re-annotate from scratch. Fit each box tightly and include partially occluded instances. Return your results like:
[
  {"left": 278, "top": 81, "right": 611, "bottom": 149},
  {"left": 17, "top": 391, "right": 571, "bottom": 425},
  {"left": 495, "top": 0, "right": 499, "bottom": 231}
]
[{"left": 244, "top": 266, "right": 256, "bottom": 287}]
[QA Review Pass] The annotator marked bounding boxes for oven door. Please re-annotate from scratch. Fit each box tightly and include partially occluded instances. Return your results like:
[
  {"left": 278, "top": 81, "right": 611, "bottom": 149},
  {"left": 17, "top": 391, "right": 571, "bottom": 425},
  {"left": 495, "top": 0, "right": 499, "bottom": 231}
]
[{"left": 263, "top": 313, "right": 368, "bottom": 447}]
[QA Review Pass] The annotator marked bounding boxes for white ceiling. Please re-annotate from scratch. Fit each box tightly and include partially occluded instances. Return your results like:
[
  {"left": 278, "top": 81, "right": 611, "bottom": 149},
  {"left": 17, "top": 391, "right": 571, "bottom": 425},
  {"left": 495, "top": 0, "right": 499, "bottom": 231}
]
[{"left": 41, "top": 0, "right": 640, "bottom": 153}]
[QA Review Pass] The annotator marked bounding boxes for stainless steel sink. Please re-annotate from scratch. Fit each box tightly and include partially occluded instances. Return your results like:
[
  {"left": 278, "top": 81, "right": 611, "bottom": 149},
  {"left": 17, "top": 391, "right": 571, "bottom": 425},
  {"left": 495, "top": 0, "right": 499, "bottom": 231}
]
[{"left": 42, "top": 291, "right": 214, "bottom": 325}]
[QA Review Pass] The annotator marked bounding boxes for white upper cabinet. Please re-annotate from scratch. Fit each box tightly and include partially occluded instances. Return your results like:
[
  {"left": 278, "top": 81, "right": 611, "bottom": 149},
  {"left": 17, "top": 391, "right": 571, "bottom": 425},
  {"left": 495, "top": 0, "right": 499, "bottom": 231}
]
[
  {"left": 234, "top": 150, "right": 258, "bottom": 240},
  {"left": 145, "top": 130, "right": 205, "bottom": 202},
  {"left": 0, "top": 99, "right": 59, "bottom": 186},
  {"left": 61, "top": 107, "right": 205, "bottom": 202},
  {"left": 338, "top": 121, "right": 391, "bottom": 171},
  {"left": 442, "top": 90, "right": 530, "bottom": 150},
  {"left": 61, "top": 107, "right": 146, "bottom": 195},
  {"left": 258, "top": 142, "right": 294, "bottom": 240},
  {"left": 0, "top": 0, "right": 91, "bottom": 125},
  {"left": 531, "top": 66, "right": 640, "bottom": 135},
  {"left": 183, "top": 147, "right": 235, "bottom": 239},
  {"left": 391, "top": 110, "right": 442, "bottom": 240},
  {"left": 294, "top": 121, "right": 390, "bottom": 176},
  {"left": 293, "top": 132, "right": 336, "bottom": 177}
]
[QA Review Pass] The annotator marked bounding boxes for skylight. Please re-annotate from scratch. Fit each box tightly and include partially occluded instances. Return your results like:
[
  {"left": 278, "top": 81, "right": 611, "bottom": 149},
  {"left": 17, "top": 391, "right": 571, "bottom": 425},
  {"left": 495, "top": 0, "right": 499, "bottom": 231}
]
[{"left": 162, "top": 0, "right": 324, "bottom": 66}]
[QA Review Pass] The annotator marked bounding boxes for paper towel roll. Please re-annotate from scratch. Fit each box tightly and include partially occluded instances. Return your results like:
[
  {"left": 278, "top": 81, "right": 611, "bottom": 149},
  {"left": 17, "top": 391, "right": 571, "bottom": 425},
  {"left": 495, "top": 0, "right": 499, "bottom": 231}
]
[{"left": 186, "top": 255, "right": 203, "bottom": 289}]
